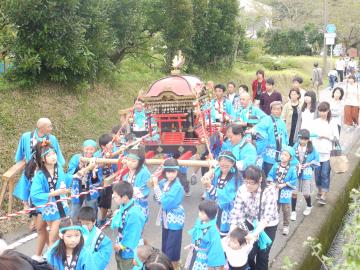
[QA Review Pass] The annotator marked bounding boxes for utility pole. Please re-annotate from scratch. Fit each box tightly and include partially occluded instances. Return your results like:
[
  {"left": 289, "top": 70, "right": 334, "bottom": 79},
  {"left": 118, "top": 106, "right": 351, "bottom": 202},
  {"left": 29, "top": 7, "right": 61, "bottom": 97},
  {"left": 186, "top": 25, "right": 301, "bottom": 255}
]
[{"left": 322, "top": 0, "right": 328, "bottom": 75}]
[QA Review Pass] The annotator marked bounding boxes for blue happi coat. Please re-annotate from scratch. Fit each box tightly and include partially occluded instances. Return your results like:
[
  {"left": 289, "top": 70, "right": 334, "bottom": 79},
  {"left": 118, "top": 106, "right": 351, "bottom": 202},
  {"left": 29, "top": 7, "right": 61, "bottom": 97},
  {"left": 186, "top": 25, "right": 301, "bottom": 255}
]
[
  {"left": 188, "top": 219, "right": 226, "bottom": 269},
  {"left": 133, "top": 109, "right": 147, "bottom": 131},
  {"left": 255, "top": 115, "right": 289, "bottom": 164},
  {"left": 30, "top": 166, "right": 70, "bottom": 221},
  {"left": 293, "top": 143, "right": 320, "bottom": 180},
  {"left": 111, "top": 199, "right": 146, "bottom": 259},
  {"left": 83, "top": 225, "right": 112, "bottom": 269},
  {"left": 205, "top": 167, "right": 240, "bottom": 233},
  {"left": 210, "top": 98, "right": 234, "bottom": 122},
  {"left": 46, "top": 241, "right": 96, "bottom": 270},
  {"left": 123, "top": 166, "right": 151, "bottom": 218},
  {"left": 267, "top": 163, "right": 298, "bottom": 204},
  {"left": 67, "top": 154, "right": 102, "bottom": 203},
  {"left": 13, "top": 131, "right": 65, "bottom": 202},
  {"left": 231, "top": 137, "right": 257, "bottom": 171},
  {"left": 237, "top": 104, "right": 267, "bottom": 126},
  {"left": 220, "top": 139, "right": 232, "bottom": 152},
  {"left": 155, "top": 178, "right": 185, "bottom": 230}
]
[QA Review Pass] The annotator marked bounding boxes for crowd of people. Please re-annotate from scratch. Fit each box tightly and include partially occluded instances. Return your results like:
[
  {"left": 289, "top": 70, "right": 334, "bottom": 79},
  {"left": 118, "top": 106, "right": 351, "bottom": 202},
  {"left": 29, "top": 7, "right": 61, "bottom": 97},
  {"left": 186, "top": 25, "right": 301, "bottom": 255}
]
[{"left": 3, "top": 65, "right": 358, "bottom": 270}]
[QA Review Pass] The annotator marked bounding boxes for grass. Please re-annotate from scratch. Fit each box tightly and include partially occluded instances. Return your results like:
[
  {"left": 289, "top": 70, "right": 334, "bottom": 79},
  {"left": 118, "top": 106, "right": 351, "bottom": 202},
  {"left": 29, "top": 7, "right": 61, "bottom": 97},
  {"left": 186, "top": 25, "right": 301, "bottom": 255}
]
[{"left": 0, "top": 55, "right": 326, "bottom": 231}]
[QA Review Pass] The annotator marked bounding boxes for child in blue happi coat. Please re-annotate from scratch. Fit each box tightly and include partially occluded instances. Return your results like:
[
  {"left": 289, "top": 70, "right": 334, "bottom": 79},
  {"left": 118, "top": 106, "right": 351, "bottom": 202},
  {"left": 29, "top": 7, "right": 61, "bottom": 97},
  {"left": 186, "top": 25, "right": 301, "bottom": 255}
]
[
  {"left": 202, "top": 151, "right": 242, "bottom": 236},
  {"left": 46, "top": 218, "right": 96, "bottom": 270},
  {"left": 123, "top": 147, "right": 151, "bottom": 219},
  {"left": 67, "top": 139, "right": 100, "bottom": 223},
  {"left": 151, "top": 158, "right": 185, "bottom": 269},
  {"left": 78, "top": 206, "right": 112, "bottom": 269},
  {"left": 253, "top": 101, "right": 289, "bottom": 176},
  {"left": 267, "top": 146, "right": 298, "bottom": 236},
  {"left": 227, "top": 124, "right": 257, "bottom": 172},
  {"left": 30, "top": 141, "right": 71, "bottom": 260},
  {"left": 95, "top": 133, "right": 115, "bottom": 227},
  {"left": 111, "top": 182, "right": 146, "bottom": 270},
  {"left": 291, "top": 129, "right": 320, "bottom": 220},
  {"left": 186, "top": 200, "right": 226, "bottom": 270}
]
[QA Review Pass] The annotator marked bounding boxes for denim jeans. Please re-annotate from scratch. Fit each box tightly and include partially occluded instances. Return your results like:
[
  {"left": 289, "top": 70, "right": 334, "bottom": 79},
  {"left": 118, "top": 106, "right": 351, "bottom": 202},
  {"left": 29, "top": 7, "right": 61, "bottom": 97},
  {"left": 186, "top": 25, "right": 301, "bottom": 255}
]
[
  {"left": 329, "top": 75, "right": 337, "bottom": 89},
  {"left": 314, "top": 160, "right": 331, "bottom": 192},
  {"left": 70, "top": 199, "right": 98, "bottom": 223}
]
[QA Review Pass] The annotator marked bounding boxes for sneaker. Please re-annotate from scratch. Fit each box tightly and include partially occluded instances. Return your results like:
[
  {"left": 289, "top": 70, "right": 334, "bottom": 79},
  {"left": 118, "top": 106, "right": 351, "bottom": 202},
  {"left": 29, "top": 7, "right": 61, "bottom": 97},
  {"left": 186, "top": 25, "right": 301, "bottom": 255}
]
[
  {"left": 290, "top": 211, "right": 297, "bottom": 221},
  {"left": 282, "top": 226, "right": 289, "bottom": 236},
  {"left": 318, "top": 198, "right": 327, "bottom": 205},
  {"left": 31, "top": 255, "right": 45, "bottom": 262},
  {"left": 190, "top": 173, "right": 197, "bottom": 185},
  {"left": 185, "top": 191, "right": 192, "bottom": 197},
  {"left": 316, "top": 193, "right": 321, "bottom": 200},
  {"left": 303, "top": 206, "right": 312, "bottom": 216}
]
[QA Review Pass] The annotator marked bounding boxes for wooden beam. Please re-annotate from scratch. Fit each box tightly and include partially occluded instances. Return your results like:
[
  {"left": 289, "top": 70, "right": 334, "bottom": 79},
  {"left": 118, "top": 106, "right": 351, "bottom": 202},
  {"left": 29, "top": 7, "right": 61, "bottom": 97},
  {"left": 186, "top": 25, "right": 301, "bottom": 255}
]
[{"left": 81, "top": 157, "right": 210, "bottom": 167}]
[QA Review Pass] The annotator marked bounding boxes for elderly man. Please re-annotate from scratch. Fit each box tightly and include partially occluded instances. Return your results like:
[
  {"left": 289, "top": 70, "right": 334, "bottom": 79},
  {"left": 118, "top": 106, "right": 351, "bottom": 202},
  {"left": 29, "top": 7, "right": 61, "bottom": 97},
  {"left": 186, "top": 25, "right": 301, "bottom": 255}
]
[
  {"left": 252, "top": 101, "right": 289, "bottom": 176},
  {"left": 235, "top": 92, "right": 267, "bottom": 128},
  {"left": 13, "top": 118, "right": 65, "bottom": 208}
]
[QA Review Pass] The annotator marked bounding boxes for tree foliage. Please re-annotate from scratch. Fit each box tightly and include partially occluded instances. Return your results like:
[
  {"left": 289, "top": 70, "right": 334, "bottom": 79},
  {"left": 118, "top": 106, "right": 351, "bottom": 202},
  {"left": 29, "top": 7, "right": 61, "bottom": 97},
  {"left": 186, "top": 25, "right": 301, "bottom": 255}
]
[
  {"left": 4, "top": 0, "right": 113, "bottom": 86},
  {"left": 0, "top": 0, "right": 243, "bottom": 86},
  {"left": 191, "top": 0, "right": 240, "bottom": 67}
]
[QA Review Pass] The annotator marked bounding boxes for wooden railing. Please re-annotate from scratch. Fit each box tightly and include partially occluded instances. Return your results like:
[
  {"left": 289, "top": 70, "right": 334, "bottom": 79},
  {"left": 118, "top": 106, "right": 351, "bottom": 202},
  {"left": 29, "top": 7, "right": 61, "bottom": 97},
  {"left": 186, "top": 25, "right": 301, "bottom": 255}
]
[{"left": 0, "top": 160, "right": 26, "bottom": 213}]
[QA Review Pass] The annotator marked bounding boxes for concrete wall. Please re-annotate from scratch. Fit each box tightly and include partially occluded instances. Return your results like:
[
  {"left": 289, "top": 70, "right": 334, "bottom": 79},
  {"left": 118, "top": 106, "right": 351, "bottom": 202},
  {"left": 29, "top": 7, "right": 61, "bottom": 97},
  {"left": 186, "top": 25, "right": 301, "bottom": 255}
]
[{"left": 270, "top": 140, "right": 360, "bottom": 270}]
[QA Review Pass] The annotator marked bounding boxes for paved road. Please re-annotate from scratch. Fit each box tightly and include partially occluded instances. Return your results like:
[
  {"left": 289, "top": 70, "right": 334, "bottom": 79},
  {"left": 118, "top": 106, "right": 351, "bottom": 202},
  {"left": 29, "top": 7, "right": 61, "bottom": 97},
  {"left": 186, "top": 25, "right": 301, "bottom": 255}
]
[{"left": 3, "top": 85, "right": 359, "bottom": 269}]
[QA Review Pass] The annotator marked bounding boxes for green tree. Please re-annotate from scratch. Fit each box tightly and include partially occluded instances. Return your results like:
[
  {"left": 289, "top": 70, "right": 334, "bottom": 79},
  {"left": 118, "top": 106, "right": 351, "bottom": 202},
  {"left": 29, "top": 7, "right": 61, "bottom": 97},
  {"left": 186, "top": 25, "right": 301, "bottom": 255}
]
[
  {"left": 4, "top": 0, "right": 111, "bottom": 86},
  {"left": 265, "top": 29, "right": 312, "bottom": 55},
  {"left": 192, "top": 0, "right": 239, "bottom": 67},
  {"left": 160, "top": 0, "right": 194, "bottom": 69},
  {"left": 107, "top": 0, "right": 156, "bottom": 64}
]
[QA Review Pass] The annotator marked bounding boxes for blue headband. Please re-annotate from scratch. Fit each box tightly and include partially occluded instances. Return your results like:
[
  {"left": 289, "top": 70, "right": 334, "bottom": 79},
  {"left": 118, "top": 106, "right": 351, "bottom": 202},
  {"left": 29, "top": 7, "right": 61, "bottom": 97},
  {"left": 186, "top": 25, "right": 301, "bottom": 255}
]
[
  {"left": 83, "top": 139, "right": 97, "bottom": 148},
  {"left": 41, "top": 148, "right": 55, "bottom": 157},
  {"left": 127, "top": 153, "right": 141, "bottom": 160},
  {"left": 59, "top": 225, "right": 86, "bottom": 234},
  {"left": 163, "top": 165, "right": 180, "bottom": 170},
  {"left": 218, "top": 153, "right": 236, "bottom": 163}
]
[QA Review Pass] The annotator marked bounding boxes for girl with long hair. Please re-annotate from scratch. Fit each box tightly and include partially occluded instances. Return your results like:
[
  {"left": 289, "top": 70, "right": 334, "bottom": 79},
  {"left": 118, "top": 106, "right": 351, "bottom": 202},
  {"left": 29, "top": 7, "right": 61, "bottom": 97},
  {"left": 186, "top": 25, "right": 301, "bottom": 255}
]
[
  {"left": 30, "top": 141, "right": 70, "bottom": 260},
  {"left": 123, "top": 146, "right": 151, "bottom": 218},
  {"left": 201, "top": 151, "right": 242, "bottom": 236},
  {"left": 46, "top": 218, "right": 95, "bottom": 270}
]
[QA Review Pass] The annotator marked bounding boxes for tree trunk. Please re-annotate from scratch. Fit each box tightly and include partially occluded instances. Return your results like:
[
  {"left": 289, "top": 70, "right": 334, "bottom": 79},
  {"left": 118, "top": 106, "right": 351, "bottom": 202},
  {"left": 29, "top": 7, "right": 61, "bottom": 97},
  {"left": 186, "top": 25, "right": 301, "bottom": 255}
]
[{"left": 109, "top": 48, "right": 127, "bottom": 64}]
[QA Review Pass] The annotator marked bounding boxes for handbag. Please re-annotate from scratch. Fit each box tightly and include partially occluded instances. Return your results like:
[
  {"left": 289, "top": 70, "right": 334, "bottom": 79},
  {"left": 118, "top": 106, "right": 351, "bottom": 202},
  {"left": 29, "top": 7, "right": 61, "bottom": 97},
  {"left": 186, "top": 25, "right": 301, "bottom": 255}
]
[{"left": 330, "top": 141, "right": 349, "bottom": 174}]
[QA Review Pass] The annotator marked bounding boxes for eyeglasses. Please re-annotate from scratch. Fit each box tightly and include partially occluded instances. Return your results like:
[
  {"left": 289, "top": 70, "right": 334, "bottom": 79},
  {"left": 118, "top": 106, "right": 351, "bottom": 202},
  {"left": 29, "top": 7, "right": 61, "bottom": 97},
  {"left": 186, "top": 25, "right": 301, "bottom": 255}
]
[{"left": 245, "top": 180, "right": 258, "bottom": 186}]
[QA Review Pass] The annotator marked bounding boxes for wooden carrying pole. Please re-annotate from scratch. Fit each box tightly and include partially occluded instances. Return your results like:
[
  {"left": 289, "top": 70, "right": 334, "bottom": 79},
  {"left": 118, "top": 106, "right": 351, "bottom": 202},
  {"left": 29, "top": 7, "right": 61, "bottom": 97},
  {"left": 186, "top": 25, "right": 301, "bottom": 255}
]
[
  {"left": 112, "top": 134, "right": 150, "bottom": 157},
  {"left": 80, "top": 157, "right": 210, "bottom": 167},
  {"left": 0, "top": 160, "right": 26, "bottom": 213}
]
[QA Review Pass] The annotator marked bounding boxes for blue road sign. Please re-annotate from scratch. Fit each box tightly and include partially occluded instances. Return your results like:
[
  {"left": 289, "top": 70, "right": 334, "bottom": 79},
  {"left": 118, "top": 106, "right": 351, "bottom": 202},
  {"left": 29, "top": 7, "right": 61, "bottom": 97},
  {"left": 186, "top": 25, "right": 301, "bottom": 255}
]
[{"left": 326, "top": 24, "right": 336, "bottom": 33}]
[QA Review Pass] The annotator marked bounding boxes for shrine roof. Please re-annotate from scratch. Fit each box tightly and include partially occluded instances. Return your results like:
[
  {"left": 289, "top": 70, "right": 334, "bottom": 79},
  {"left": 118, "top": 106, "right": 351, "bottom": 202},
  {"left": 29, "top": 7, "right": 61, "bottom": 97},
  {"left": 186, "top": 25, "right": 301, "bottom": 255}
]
[{"left": 144, "top": 75, "right": 203, "bottom": 98}]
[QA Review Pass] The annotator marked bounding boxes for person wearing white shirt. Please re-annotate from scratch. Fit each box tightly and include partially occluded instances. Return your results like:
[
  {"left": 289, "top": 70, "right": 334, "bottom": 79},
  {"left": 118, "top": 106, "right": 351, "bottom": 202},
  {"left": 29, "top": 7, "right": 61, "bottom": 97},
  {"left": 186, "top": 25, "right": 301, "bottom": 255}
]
[
  {"left": 330, "top": 87, "right": 345, "bottom": 134},
  {"left": 310, "top": 102, "right": 339, "bottom": 205},
  {"left": 335, "top": 57, "right": 345, "bottom": 82},
  {"left": 343, "top": 75, "right": 360, "bottom": 129}
]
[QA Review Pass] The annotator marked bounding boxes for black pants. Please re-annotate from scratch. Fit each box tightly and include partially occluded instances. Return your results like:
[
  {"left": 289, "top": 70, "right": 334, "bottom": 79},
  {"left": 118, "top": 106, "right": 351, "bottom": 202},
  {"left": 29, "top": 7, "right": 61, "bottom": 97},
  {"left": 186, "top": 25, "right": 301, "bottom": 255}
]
[
  {"left": 336, "top": 70, "right": 344, "bottom": 82},
  {"left": 262, "top": 162, "right": 274, "bottom": 177},
  {"left": 248, "top": 225, "right": 278, "bottom": 270}
]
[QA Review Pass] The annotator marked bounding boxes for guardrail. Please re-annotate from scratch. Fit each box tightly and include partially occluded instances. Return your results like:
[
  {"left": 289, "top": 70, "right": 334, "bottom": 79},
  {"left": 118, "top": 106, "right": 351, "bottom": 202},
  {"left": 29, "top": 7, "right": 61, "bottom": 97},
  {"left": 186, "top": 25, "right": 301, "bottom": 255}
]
[{"left": 0, "top": 160, "right": 26, "bottom": 213}]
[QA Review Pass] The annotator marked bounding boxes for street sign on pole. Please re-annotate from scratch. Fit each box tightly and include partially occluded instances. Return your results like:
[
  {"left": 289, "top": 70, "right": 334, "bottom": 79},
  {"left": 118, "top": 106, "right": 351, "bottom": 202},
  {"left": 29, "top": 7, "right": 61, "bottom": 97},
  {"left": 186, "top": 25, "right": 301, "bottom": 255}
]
[
  {"left": 325, "top": 33, "right": 336, "bottom": 45},
  {"left": 326, "top": 24, "right": 336, "bottom": 33}
]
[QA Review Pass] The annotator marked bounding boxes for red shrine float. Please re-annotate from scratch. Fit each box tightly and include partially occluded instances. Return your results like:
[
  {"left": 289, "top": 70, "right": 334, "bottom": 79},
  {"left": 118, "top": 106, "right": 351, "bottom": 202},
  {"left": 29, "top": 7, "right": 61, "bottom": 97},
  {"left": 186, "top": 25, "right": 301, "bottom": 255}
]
[
  {"left": 120, "top": 51, "right": 224, "bottom": 159},
  {"left": 142, "top": 74, "right": 221, "bottom": 157}
]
